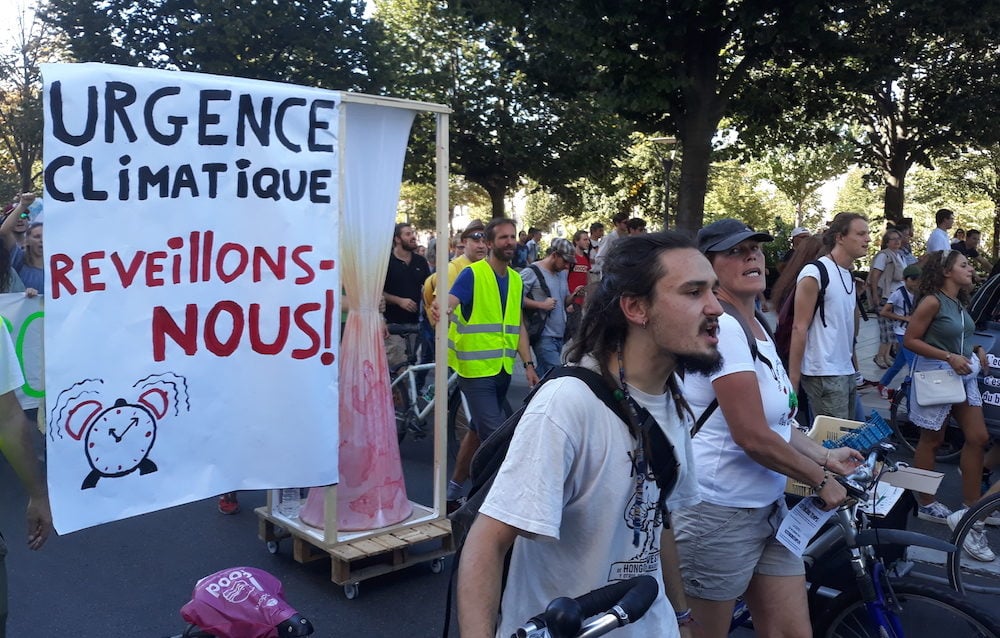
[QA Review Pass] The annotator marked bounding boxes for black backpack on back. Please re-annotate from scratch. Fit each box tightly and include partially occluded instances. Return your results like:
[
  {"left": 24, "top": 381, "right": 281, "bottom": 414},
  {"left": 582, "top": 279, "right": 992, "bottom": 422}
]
[
  {"left": 774, "top": 259, "right": 830, "bottom": 366},
  {"left": 448, "top": 366, "right": 630, "bottom": 547},
  {"left": 443, "top": 365, "right": 679, "bottom": 637}
]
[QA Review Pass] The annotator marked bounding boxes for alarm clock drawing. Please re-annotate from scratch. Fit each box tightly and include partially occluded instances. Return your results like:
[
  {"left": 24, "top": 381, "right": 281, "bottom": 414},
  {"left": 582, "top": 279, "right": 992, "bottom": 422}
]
[{"left": 50, "top": 373, "right": 190, "bottom": 490}]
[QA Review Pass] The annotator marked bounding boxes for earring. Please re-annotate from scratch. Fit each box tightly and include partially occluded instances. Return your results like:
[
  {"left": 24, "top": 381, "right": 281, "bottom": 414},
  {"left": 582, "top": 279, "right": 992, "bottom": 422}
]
[{"left": 642, "top": 319, "right": 648, "bottom": 328}]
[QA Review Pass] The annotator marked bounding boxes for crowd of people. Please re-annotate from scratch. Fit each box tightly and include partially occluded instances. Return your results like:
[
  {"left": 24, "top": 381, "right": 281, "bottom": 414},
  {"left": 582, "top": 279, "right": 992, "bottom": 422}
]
[
  {"left": 5, "top": 191, "right": 1000, "bottom": 637},
  {"left": 374, "top": 207, "right": 1000, "bottom": 637}
]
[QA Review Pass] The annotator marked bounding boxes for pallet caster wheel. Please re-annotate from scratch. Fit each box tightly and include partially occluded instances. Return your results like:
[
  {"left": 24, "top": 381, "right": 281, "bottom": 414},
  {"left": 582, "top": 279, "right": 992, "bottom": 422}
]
[
  {"left": 266, "top": 540, "right": 279, "bottom": 554},
  {"left": 344, "top": 583, "right": 360, "bottom": 600},
  {"left": 430, "top": 558, "right": 445, "bottom": 574}
]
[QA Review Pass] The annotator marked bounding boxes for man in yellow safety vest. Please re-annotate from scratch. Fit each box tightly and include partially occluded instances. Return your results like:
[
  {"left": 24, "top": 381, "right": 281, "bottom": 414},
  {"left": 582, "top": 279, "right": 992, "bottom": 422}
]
[{"left": 443, "top": 218, "right": 538, "bottom": 512}]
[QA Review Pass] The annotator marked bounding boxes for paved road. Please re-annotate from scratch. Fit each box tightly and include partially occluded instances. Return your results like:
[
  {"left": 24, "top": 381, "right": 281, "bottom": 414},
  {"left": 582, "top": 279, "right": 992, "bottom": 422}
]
[{"left": 2, "top": 315, "right": 996, "bottom": 636}]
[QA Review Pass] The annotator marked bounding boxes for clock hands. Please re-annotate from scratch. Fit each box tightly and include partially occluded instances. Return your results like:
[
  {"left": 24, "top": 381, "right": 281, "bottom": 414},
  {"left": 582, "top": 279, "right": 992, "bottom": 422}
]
[{"left": 109, "top": 417, "right": 140, "bottom": 443}]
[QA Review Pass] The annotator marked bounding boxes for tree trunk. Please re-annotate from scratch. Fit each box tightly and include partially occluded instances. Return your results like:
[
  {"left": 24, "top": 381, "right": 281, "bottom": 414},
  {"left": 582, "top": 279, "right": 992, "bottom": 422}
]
[
  {"left": 675, "top": 126, "right": 714, "bottom": 237},
  {"left": 883, "top": 180, "right": 905, "bottom": 223},
  {"left": 882, "top": 143, "right": 911, "bottom": 223},
  {"left": 483, "top": 181, "right": 506, "bottom": 219}
]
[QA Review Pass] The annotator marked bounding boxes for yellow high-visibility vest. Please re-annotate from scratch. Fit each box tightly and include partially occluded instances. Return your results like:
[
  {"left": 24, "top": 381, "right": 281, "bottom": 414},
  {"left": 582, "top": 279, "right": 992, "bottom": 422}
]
[{"left": 447, "top": 259, "right": 522, "bottom": 377}]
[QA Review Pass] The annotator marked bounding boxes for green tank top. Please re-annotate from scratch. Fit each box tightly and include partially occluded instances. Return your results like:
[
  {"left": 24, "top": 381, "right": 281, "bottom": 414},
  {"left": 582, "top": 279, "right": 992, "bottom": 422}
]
[{"left": 924, "top": 292, "right": 974, "bottom": 357}]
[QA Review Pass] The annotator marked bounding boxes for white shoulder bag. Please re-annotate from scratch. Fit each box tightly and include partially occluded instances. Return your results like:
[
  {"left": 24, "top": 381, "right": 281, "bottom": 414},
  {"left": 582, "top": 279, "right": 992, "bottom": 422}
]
[{"left": 911, "top": 314, "right": 967, "bottom": 407}]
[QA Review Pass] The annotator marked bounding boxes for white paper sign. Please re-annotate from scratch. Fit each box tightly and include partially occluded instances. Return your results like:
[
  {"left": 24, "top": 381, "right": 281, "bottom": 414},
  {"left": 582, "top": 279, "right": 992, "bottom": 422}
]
[
  {"left": 42, "top": 63, "right": 342, "bottom": 533},
  {"left": 777, "top": 496, "right": 836, "bottom": 556},
  {"left": 0, "top": 294, "right": 44, "bottom": 409}
]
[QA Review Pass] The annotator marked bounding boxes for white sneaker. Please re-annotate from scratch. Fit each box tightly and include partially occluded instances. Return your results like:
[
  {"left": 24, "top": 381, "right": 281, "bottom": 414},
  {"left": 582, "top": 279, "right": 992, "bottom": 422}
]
[
  {"left": 916, "top": 501, "right": 952, "bottom": 524},
  {"left": 947, "top": 509, "right": 997, "bottom": 562}
]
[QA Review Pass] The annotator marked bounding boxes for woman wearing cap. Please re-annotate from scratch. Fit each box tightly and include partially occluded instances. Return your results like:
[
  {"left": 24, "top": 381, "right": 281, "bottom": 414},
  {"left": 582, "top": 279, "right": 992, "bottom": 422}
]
[
  {"left": 674, "top": 218, "right": 863, "bottom": 638},
  {"left": 867, "top": 229, "right": 906, "bottom": 368},
  {"left": 903, "top": 250, "right": 993, "bottom": 560}
]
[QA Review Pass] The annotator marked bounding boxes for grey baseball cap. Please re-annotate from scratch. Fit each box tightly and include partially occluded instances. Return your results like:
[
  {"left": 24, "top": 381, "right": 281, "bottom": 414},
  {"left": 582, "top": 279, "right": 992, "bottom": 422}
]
[{"left": 697, "top": 218, "right": 773, "bottom": 253}]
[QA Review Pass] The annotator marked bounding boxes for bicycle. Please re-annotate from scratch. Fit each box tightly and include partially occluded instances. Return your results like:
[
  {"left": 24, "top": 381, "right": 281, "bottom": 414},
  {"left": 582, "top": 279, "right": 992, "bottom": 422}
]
[
  {"left": 888, "top": 377, "right": 964, "bottom": 463},
  {"left": 946, "top": 488, "right": 1000, "bottom": 595},
  {"left": 803, "top": 442, "right": 999, "bottom": 637},
  {"left": 512, "top": 575, "right": 659, "bottom": 638},
  {"left": 387, "top": 323, "right": 471, "bottom": 457}
]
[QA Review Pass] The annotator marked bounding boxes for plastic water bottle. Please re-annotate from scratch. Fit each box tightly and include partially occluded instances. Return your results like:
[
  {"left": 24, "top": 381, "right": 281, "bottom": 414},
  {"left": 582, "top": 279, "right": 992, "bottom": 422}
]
[
  {"left": 423, "top": 383, "right": 435, "bottom": 402},
  {"left": 278, "top": 487, "right": 301, "bottom": 518}
]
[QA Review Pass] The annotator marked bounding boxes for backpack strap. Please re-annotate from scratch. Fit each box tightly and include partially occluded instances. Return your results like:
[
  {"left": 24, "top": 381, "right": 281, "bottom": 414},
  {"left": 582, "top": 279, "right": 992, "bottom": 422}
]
[
  {"left": 528, "top": 264, "right": 552, "bottom": 298},
  {"left": 538, "top": 366, "right": 629, "bottom": 422},
  {"left": 692, "top": 301, "right": 775, "bottom": 436},
  {"left": 811, "top": 259, "right": 830, "bottom": 327}
]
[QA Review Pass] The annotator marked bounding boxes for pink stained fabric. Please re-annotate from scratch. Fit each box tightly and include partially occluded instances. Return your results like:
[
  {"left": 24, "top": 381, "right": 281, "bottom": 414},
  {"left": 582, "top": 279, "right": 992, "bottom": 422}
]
[
  {"left": 300, "top": 101, "right": 416, "bottom": 533},
  {"left": 300, "top": 311, "right": 412, "bottom": 531}
]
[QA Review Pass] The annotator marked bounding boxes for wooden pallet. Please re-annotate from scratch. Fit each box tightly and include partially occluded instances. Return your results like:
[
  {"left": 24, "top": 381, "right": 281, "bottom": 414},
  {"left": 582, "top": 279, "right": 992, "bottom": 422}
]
[{"left": 256, "top": 508, "right": 454, "bottom": 595}]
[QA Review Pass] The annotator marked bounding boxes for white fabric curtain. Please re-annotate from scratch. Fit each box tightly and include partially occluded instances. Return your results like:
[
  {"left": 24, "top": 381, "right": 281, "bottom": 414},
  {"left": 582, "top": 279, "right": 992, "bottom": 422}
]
[{"left": 300, "top": 102, "right": 416, "bottom": 531}]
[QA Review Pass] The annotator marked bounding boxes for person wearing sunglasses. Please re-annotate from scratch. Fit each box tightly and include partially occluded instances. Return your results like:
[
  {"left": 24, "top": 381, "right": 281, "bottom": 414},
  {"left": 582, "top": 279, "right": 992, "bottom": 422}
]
[
  {"left": 425, "top": 219, "right": 488, "bottom": 325},
  {"left": 673, "top": 219, "right": 863, "bottom": 638}
]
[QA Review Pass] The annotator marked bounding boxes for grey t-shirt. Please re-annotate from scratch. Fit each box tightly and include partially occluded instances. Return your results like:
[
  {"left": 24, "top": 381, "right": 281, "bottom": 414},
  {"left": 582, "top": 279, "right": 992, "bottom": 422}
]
[{"left": 521, "top": 262, "right": 569, "bottom": 338}]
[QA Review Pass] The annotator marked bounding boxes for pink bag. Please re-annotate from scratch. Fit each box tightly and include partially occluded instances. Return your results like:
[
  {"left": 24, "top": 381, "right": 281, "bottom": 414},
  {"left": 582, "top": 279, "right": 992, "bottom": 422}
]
[{"left": 180, "top": 567, "right": 312, "bottom": 638}]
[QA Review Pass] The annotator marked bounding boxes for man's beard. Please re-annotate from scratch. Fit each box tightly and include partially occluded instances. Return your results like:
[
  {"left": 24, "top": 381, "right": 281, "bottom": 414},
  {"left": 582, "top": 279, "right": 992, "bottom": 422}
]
[
  {"left": 492, "top": 245, "right": 511, "bottom": 262},
  {"left": 676, "top": 350, "right": 723, "bottom": 376}
]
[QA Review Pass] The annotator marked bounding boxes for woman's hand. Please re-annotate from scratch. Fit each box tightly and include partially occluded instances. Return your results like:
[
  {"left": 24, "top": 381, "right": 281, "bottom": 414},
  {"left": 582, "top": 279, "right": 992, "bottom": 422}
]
[
  {"left": 977, "top": 347, "right": 989, "bottom": 374},
  {"left": 824, "top": 447, "right": 864, "bottom": 475},
  {"left": 948, "top": 353, "right": 972, "bottom": 376}
]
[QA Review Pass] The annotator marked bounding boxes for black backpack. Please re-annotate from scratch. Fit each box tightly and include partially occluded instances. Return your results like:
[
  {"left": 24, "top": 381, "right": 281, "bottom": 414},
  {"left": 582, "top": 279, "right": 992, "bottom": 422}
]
[
  {"left": 774, "top": 259, "right": 830, "bottom": 366},
  {"left": 443, "top": 365, "right": 679, "bottom": 636},
  {"left": 522, "top": 264, "right": 551, "bottom": 346}
]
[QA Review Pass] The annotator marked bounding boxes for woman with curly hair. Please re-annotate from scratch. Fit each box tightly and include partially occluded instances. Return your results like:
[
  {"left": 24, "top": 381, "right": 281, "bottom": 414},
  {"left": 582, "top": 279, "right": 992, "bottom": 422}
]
[{"left": 903, "top": 249, "right": 993, "bottom": 560}]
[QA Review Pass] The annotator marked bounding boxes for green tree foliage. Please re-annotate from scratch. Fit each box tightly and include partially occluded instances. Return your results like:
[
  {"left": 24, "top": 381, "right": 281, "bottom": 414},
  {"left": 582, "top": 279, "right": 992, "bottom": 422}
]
[
  {"left": 704, "top": 160, "right": 791, "bottom": 235},
  {"left": 757, "top": 142, "right": 853, "bottom": 226},
  {"left": 0, "top": 6, "right": 54, "bottom": 194},
  {"left": 372, "top": 0, "right": 629, "bottom": 219},
  {"left": 735, "top": 0, "right": 1000, "bottom": 223},
  {"left": 396, "top": 177, "right": 490, "bottom": 232},
  {"left": 40, "top": 0, "right": 373, "bottom": 90},
  {"left": 463, "top": 0, "right": 861, "bottom": 233}
]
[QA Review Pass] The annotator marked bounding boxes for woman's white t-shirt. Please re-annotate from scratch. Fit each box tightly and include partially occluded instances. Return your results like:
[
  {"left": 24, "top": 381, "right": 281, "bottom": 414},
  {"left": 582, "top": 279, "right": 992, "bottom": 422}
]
[{"left": 681, "top": 313, "right": 797, "bottom": 507}]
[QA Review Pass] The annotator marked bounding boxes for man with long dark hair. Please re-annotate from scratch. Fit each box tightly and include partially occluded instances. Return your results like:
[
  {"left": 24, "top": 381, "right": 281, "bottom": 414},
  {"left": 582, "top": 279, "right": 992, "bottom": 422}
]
[{"left": 457, "top": 232, "right": 723, "bottom": 638}]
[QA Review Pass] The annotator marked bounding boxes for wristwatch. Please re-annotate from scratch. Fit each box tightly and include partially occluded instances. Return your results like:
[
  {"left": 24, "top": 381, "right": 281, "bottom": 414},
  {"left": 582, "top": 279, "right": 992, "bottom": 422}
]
[{"left": 523, "top": 361, "right": 534, "bottom": 369}]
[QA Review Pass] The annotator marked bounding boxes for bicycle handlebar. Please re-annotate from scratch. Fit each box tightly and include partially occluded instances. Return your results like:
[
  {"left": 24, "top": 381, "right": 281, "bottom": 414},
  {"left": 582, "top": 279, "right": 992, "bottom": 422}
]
[{"left": 514, "top": 575, "right": 659, "bottom": 638}]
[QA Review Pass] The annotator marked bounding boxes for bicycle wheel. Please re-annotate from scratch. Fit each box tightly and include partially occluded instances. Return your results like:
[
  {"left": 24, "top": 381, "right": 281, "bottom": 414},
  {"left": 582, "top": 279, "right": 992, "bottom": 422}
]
[
  {"left": 947, "top": 490, "right": 1000, "bottom": 595},
  {"left": 888, "top": 379, "right": 963, "bottom": 463},
  {"left": 392, "top": 375, "right": 412, "bottom": 443},
  {"left": 813, "top": 578, "right": 1000, "bottom": 638}
]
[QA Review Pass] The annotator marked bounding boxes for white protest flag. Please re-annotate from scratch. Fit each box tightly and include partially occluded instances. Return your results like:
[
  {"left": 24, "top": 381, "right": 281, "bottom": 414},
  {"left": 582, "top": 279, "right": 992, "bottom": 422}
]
[
  {"left": 41, "top": 63, "right": 341, "bottom": 533},
  {"left": 0, "top": 293, "right": 44, "bottom": 410}
]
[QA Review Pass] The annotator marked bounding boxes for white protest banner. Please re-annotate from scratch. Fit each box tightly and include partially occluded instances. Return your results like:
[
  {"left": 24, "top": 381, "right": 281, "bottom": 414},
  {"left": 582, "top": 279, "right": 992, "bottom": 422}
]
[
  {"left": 0, "top": 293, "right": 44, "bottom": 410},
  {"left": 42, "top": 63, "right": 341, "bottom": 533}
]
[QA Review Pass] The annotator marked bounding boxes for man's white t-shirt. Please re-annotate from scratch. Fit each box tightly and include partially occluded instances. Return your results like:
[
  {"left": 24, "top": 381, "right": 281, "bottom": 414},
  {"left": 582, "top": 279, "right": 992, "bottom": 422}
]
[
  {"left": 797, "top": 256, "right": 856, "bottom": 376},
  {"left": 480, "top": 360, "right": 697, "bottom": 638},
  {"left": 681, "top": 313, "right": 797, "bottom": 508},
  {"left": 926, "top": 228, "right": 951, "bottom": 254}
]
